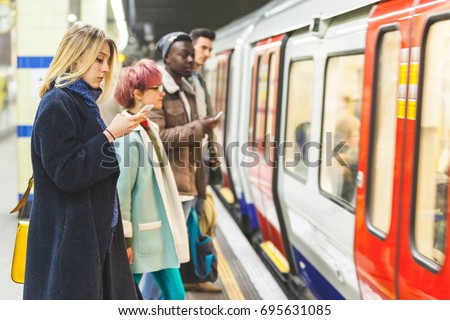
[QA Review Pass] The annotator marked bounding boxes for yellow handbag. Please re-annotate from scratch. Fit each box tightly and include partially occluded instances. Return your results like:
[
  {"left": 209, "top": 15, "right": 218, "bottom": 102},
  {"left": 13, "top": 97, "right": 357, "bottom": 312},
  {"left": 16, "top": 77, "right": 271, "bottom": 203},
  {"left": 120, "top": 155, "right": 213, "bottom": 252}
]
[{"left": 10, "top": 176, "right": 33, "bottom": 284}]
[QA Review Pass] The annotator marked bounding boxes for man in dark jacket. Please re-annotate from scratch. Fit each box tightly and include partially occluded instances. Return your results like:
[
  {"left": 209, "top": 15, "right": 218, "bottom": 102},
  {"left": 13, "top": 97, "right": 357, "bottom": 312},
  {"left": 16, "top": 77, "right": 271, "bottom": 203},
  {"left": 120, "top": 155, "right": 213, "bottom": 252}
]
[{"left": 149, "top": 32, "right": 221, "bottom": 293}]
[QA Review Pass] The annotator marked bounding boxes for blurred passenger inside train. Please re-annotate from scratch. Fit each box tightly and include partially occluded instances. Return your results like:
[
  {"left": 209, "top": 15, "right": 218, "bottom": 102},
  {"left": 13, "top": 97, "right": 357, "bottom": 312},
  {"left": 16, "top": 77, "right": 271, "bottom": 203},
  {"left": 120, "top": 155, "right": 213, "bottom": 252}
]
[
  {"left": 149, "top": 32, "right": 221, "bottom": 293},
  {"left": 114, "top": 59, "right": 190, "bottom": 300},
  {"left": 294, "top": 121, "right": 311, "bottom": 175},
  {"left": 334, "top": 114, "right": 361, "bottom": 204},
  {"left": 24, "top": 22, "right": 146, "bottom": 299}
]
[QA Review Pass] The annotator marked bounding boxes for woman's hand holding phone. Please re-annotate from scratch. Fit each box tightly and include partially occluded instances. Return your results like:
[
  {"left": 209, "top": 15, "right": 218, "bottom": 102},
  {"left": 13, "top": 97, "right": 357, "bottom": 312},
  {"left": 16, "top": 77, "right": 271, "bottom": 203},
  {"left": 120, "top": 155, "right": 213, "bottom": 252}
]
[
  {"left": 137, "top": 104, "right": 154, "bottom": 115},
  {"left": 105, "top": 108, "right": 151, "bottom": 141}
]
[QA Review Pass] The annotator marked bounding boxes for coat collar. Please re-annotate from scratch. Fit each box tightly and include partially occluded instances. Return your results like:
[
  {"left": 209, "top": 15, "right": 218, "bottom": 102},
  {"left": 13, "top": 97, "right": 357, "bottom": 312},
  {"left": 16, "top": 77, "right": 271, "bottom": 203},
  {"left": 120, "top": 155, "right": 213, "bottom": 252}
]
[{"left": 160, "top": 67, "right": 195, "bottom": 95}]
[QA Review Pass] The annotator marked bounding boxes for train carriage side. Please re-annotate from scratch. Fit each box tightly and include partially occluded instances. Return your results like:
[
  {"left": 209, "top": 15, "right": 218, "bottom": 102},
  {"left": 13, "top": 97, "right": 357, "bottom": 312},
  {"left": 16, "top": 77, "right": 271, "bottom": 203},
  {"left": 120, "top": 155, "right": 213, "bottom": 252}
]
[
  {"left": 209, "top": 0, "right": 450, "bottom": 300},
  {"left": 354, "top": 0, "right": 415, "bottom": 300},
  {"left": 204, "top": 8, "right": 269, "bottom": 236},
  {"left": 276, "top": 5, "right": 376, "bottom": 300},
  {"left": 234, "top": 0, "right": 379, "bottom": 299},
  {"left": 247, "top": 34, "right": 292, "bottom": 279},
  {"left": 207, "top": 18, "right": 251, "bottom": 209},
  {"left": 397, "top": 0, "right": 450, "bottom": 299},
  {"left": 354, "top": 0, "right": 450, "bottom": 300}
]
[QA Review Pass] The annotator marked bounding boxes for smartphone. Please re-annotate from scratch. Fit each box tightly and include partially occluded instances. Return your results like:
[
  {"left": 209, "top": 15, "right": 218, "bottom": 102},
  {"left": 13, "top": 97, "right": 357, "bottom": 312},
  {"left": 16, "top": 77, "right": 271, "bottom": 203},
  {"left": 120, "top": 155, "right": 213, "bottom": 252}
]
[
  {"left": 213, "top": 111, "right": 223, "bottom": 120},
  {"left": 137, "top": 104, "right": 154, "bottom": 115}
]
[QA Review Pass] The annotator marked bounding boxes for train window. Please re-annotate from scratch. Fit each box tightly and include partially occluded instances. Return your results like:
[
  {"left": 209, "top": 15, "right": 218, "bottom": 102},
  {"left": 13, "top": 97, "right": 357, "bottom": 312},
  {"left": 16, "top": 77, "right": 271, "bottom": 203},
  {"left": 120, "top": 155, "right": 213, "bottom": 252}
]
[
  {"left": 216, "top": 59, "right": 229, "bottom": 115},
  {"left": 204, "top": 66, "right": 217, "bottom": 110},
  {"left": 214, "top": 64, "right": 222, "bottom": 113},
  {"left": 264, "top": 52, "right": 277, "bottom": 164},
  {"left": 415, "top": 20, "right": 450, "bottom": 266},
  {"left": 284, "top": 59, "right": 314, "bottom": 181},
  {"left": 368, "top": 30, "right": 401, "bottom": 235},
  {"left": 320, "top": 54, "right": 364, "bottom": 208},
  {"left": 255, "top": 57, "right": 269, "bottom": 142},
  {"left": 249, "top": 57, "right": 259, "bottom": 141}
]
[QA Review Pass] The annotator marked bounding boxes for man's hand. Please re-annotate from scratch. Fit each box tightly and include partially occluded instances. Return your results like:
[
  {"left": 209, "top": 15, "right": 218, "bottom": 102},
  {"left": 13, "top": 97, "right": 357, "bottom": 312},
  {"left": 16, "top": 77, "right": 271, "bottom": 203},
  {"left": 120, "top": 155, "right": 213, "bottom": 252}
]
[{"left": 199, "top": 116, "right": 220, "bottom": 132}]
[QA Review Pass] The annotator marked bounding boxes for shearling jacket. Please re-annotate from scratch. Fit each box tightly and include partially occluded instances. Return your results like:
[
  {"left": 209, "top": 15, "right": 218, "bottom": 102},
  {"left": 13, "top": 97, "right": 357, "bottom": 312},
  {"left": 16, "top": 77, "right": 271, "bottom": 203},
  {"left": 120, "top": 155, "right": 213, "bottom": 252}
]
[
  {"left": 115, "top": 111, "right": 190, "bottom": 273},
  {"left": 24, "top": 87, "right": 137, "bottom": 300},
  {"left": 148, "top": 68, "right": 207, "bottom": 199}
]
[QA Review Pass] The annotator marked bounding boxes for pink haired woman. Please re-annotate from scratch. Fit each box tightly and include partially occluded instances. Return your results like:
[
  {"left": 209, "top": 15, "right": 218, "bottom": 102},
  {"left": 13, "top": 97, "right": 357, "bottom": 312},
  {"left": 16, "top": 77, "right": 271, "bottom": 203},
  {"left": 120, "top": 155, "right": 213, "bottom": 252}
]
[{"left": 114, "top": 59, "right": 189, "bottom": 300}]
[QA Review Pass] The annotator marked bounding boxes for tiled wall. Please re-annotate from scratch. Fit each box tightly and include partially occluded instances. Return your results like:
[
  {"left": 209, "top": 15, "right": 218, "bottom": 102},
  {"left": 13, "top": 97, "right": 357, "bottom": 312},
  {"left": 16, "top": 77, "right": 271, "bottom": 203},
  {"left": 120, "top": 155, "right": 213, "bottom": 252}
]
[
  {"left": 81, "top": 0, "right": 107, "bottom": 30},
  {"left": 14, "top": 0, "right": 111, "bottom": 203},
  {"left": 15, "top": 0, "right": 69, "bottom": 199}
]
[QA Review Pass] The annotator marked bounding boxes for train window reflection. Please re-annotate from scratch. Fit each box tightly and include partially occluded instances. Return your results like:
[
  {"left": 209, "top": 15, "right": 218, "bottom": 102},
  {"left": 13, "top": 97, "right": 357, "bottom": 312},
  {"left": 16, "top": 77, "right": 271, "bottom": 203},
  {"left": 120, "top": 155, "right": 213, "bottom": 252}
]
[
  {"left": 415, "top": 20, "right": 450, "bottom": 266},
  {"left": 264, "top": 53, "right": 277, "bottom": 164},
  {"left": 253, "top": 56, "right": 267, "bottom": 142},
  {"left": 215, "top": 55, "right": 230, "bottom": 143},
  {"left": 368, "top": 30, "right": 401, "bottom": 235},
  {"left": 284, "top": 59, "right": 314, "bottom": 181},
  {"left": 320, "top": 54, "right": 364, "bottom": 208},
  {"left": 215, "top": 58, "right": 228, "bottom": 119},
  {"left": 249, "top": 56, "right": 261, "bottom": 141},
  {"left": 205, "top": 52, "right": 230, "bottom": 148},
  {"left": 205, "top": 64, "right": 217, "bottom": 110}
]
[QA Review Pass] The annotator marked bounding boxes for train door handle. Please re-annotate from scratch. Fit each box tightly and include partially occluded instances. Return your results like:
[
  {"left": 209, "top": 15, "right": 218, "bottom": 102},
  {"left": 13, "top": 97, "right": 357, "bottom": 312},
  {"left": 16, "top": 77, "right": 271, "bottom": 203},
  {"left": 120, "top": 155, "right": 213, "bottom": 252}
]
[{"left": 336, "top": 268, "right": 345, "bottom": 284}]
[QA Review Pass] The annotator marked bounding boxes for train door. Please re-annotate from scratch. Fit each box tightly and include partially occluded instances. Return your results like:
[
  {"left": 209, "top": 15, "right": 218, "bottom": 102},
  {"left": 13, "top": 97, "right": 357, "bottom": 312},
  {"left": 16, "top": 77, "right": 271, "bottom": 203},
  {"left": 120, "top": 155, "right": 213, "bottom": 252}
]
[
  {"left": 278, "top": 4, "right": 371, "bottom": 298},
  {"left": 210, "top": 51, "right": 238, "bottom": 205},
  {"left": 248, "top": 34, "right": 289, "bottom": 270},
  {"left": 396, "top": 0, "right": 450, "bottom": 299},
  {"left": 354, "top": 0, "right": 414, "bottom": 300},
  {"left": 277, "top": 34, "right": 325, "bottom": 297}
]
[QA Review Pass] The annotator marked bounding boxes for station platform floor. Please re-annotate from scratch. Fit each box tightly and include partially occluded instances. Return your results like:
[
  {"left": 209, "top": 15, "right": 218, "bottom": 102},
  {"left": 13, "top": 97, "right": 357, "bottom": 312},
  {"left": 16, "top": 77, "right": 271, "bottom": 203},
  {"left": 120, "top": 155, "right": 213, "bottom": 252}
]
[{"left": 0, "top": 132, "right": 287, "bottom": 300}]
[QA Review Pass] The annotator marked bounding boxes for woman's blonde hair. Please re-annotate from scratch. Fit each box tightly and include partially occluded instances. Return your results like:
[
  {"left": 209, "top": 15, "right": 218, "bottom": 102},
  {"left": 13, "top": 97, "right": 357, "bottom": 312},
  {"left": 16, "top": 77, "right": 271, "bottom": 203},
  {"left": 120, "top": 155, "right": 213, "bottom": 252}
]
[{"left": 39, "top": 22, "right": 117, "bottom": 101}]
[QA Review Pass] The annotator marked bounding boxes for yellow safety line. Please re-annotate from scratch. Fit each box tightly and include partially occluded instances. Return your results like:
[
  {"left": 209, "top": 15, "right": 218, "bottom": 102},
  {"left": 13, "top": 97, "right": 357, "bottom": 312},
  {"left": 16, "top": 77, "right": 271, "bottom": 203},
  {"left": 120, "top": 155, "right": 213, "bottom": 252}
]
[
  {"left": 213, "top": 237, "right": 245, "bottom": 300},
  {"left": 260, "top": 241, "right": 290, "bottom": 274},
  {"left": 220, "top": 187, "right": 235, "bottom": 203}
]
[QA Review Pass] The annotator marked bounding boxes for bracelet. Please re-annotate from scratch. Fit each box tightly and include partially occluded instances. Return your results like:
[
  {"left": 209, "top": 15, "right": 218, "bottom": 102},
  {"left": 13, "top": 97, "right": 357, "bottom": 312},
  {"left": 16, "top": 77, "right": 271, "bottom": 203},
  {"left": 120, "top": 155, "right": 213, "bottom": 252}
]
[{"left": 105, "top": 128, "right": 116, "bottom": 140}]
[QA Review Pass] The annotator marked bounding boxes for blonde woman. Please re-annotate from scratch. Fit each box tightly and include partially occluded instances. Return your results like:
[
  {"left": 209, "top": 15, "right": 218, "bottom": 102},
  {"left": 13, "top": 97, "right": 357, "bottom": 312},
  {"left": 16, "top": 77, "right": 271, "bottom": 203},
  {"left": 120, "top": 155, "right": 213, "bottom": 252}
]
[
  {"left": 114, "top": 59, "right": 190, "bottom": 300},
  {"left": 24, "top": 23, "right": 148, "bottom": 299}
]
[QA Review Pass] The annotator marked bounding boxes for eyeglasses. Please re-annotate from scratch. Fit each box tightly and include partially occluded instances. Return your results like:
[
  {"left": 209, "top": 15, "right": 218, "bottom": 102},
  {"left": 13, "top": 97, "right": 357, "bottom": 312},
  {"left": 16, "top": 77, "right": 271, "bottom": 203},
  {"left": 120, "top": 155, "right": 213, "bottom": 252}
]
[{"left": 147, "top": 85, "right": 164, "bottom": 93}]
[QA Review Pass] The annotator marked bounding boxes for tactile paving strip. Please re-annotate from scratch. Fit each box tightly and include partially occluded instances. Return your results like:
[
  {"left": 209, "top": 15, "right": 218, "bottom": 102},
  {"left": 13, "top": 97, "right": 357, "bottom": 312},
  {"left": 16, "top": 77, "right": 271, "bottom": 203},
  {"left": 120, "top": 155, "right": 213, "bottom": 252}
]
[
  {"left": 186, "top": 189, "right": 287, "bottom": 300},
  {"left": 215, "top": 226, "right": 261, "bottom": 300},
  {"left": 185, "top": 226, "right": 260, "bottom": 300}
]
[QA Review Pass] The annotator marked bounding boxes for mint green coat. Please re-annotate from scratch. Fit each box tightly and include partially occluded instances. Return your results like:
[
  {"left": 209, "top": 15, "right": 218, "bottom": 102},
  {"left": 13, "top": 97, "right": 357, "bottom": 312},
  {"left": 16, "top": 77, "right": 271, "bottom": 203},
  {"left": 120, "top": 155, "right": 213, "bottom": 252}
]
[{"left": 115, "top": 115, "right": 189, "bottom": 273}]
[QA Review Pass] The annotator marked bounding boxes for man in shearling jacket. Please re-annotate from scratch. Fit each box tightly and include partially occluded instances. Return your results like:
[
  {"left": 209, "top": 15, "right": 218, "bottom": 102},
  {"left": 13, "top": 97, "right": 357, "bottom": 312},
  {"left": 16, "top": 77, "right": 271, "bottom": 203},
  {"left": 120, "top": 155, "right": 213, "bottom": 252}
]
[
  {"left": 148, "top": 32, "right": 221, "bottom": 293},
  {"left": 150, "top": 31, "right": 219, "bottom": 218}
]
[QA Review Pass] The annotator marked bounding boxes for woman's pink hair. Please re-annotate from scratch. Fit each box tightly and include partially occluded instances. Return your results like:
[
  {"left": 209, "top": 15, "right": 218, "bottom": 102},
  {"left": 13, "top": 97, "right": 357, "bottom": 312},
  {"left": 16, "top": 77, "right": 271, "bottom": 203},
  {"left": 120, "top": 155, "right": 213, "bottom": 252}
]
[{"left": 114, "top": 59, "right": 162, "bottom": 109}]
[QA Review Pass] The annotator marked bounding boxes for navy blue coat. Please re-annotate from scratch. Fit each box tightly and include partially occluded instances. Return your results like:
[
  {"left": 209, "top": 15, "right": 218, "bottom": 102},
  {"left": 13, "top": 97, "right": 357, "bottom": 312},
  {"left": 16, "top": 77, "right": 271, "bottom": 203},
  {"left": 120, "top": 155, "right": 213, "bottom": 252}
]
[{"left": 24, "top": 87, "right": 137, "bottom": 299}]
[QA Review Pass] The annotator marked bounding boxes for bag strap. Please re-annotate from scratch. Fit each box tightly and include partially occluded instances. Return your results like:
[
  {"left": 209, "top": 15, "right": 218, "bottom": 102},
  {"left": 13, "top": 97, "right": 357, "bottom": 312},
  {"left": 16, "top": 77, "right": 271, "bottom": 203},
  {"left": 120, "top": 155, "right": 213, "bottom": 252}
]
[
  {"left": 187, "top": 207, "right": 216, "bottom": 280},
  {"left": 10, "top": 175, "right": 34, "bottom": 220}
]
